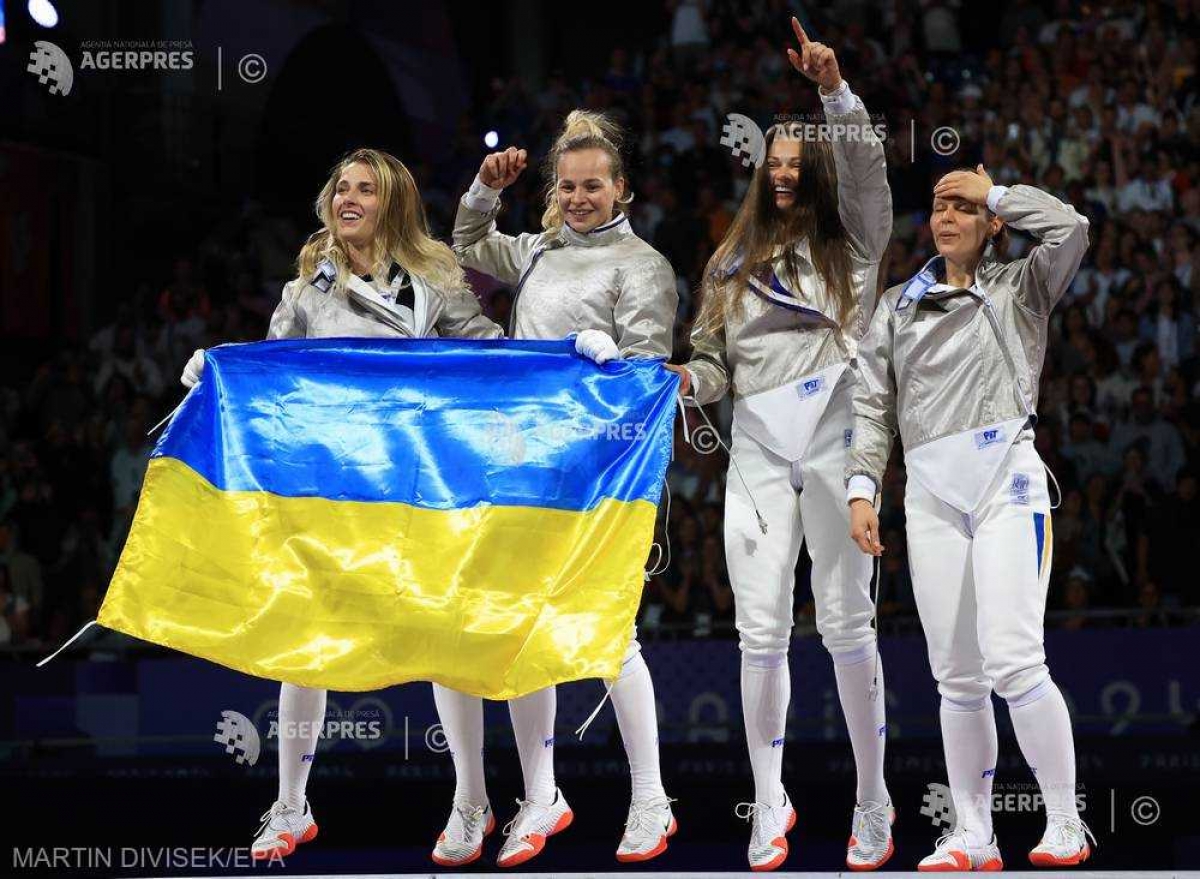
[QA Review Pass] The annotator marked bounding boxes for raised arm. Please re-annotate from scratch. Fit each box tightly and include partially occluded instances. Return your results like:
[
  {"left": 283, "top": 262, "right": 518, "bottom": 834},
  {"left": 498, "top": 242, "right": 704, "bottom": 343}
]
[
  {"left": 787, "top": 16, "right": 892, "bottom": 263},
  {"left": 993, "top": 184, "right": 1090, "bottom": 314},
  {"left": 451, "top": 147, "right": 542, "bottom": 286},
  {"left": 934, "top": 169, "right": 1090, "bottom": 314}
]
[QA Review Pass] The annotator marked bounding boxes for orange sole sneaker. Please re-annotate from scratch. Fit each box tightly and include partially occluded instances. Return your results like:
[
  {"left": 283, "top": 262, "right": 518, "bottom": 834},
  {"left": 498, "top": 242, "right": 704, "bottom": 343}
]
[
  {"left": 496, "top": 808, "right": 574, "bottom": 868},
  {"left": 431, "top": 813, "right": 496, "bottom": 867},
  {"left": 252, "top": 821, "right": 318, "bottom": 861},
  {"left": 616, "top": 815, "right": 678, "bottom": 863},
  {"left": 1030, "top": 843, "right": 1090, "bottom": 867}
]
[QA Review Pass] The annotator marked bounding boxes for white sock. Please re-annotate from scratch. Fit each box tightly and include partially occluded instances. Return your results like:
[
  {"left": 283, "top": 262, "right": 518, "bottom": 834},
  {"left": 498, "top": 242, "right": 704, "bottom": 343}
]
[
  {"left": 1007, "top": 679, "right": 1079, "bottom": 820},
  {"left": 610, "top": 647, "right": 666, "bottom": 803},
  {"left": 832, "top": 643, "right": 890, "bottom": 805},
  {"left": 277, "top": 683, "right": 327, "bottom": 809},
  {"left": 508, "top": 686, "right": 557, "bottom": 805},
  {"left": 741, "top": 652, "right": 788, "bottom": 807},
  {"left": 432, "top": 684, "right": 488, "bottom": 807},
  {"left": 940, "top": 695, "right": 997, "bottom": 846}
]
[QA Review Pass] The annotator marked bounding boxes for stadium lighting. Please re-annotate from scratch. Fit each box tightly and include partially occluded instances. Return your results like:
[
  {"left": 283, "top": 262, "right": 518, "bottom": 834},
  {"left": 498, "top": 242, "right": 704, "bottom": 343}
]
[{"left": 28, "top": 0, "right": 58, "bottom": 28}]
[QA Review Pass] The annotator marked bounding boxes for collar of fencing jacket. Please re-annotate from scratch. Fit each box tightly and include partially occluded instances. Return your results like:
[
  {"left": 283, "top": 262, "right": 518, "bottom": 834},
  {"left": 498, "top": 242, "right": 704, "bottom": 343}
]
[{"left": 559, "top": 212, "right": 633, "bottom": 248}]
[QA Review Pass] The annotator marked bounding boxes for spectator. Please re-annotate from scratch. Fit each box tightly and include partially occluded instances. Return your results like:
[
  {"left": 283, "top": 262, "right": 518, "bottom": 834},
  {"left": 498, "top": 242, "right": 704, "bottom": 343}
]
[{"left": 1111, "top": 386, "right": 1187, "bottom": 488}]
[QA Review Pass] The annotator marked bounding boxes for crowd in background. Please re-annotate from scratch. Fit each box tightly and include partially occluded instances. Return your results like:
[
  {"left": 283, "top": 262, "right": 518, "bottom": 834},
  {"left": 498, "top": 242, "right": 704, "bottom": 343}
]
[{"left": 2, "top": 0, "right": 1197, "bottom": 647}]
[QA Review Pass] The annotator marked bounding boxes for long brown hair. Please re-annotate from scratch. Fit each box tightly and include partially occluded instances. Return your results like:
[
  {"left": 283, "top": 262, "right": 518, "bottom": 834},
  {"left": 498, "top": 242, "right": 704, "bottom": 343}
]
[
  {"left": 540, "top": 109, "right": 632, "bottom": 233},
  {"left": 695, "top": 123, "right": 854, "bottom": 334},
  {"left": 296, "top": 148, "right": 465, "bottom": 292}
]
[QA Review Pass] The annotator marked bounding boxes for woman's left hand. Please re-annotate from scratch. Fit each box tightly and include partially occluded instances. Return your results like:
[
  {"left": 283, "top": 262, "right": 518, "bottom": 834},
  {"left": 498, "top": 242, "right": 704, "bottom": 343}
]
[
  {"left": 934, "top": 164, "right": 994, "bottom": 206},
  {"left": 575, "top": 329, "right": 620, "bottom": 364}
]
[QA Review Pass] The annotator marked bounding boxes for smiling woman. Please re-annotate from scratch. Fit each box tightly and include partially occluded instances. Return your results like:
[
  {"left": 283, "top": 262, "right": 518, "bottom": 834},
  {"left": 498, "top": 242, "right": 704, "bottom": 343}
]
[
  {"left": 171, "top": 146, "right": 500, "bottom": 862},
  {"left": 437, "top": 111, "right": 680, "bottom": 868}
]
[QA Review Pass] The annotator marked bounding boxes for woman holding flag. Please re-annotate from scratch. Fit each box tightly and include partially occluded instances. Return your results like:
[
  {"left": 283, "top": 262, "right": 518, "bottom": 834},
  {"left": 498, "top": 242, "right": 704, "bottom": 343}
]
[
  {"left": 178, "top": 147, "right": 501, "bottom": 860},
  {"left": 666, "top": 17, "right": 894, "bottom": 872},
  {"left": 433, "top": 109, "right": 679, "bottom": 867}
]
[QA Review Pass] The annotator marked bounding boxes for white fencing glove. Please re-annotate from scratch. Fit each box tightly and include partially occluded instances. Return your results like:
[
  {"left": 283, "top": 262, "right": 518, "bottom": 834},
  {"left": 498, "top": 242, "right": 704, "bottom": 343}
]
[
  {"left": 574, "top": 329, "right": 620, "bottom": 364},
  {"left": 180, "top": 348, "right": 206, "bottom": 388}
]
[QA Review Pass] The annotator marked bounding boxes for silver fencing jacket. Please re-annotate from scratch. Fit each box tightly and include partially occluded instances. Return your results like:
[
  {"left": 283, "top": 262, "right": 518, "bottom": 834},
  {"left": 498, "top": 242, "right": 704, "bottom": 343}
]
[
  {"left": 267, "top": 259, "right": 502, "bottom": 341},
  {"left": 686, "top": 83, "right": 892, "bottom": 408},
  {"left": 847, "top": 184, "right": 1090, "bottom": 508},
  {"left": 452, "top": 184, "right": 677, "bottom": 357}
]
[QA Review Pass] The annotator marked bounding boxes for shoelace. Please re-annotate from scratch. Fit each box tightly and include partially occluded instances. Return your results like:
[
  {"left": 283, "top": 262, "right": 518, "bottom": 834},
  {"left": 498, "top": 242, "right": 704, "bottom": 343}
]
[
  {"left": 1042, "top": 812, "right": 1097, "bottom": 851},
  {"left": 931, "top": 829, "right": 969, "bottom": 855},
  {"left": 502, "top": 798, "right": 547, "bottom": 839},
  {"left": 447, "top": 803, "right": 489, "bottom": 843},
  {"left": 852, "top": 801, "right": 891, "bottom": 847},
  {"left": 253, "top": 801, "right": 296, "bottom": 840},
  {"left": 735, "top": 801, "right": 784, "bottom": 845},
  {"left": 624, "top": 796, "right": 676, "bottom": 834}
]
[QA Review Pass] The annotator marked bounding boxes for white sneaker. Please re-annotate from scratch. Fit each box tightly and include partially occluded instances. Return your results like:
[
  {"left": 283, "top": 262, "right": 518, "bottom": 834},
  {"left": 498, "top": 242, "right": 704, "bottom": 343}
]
[
  {"left": 918, "top": 830, "right": 1003, "bottom": 872},
  {"left": 431, "top": 801, "right": 495, "bottom": 866},
  {"left": 847, "top": 799, "right": 896, "bottom": 870},
  {"left": 251, "top": 800, "right": 317, "bottom": 860},
  {"left": 615, "top": 795, "right": 677, "bottom": 863},
  {"left": 735, "top": 792, "right": 796, "bottom": 872},
  {"left": 496, "top": 788, "right": 573, "bottom": 868},
  {"left": 1029, "top": 812, "right": 1095, "bottom": 867}
]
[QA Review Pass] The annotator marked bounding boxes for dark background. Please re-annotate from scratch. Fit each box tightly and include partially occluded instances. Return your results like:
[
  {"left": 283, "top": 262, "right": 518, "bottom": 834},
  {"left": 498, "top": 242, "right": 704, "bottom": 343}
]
[{"left": 0, "top": 0, "right": 1197, "bottom": 873}]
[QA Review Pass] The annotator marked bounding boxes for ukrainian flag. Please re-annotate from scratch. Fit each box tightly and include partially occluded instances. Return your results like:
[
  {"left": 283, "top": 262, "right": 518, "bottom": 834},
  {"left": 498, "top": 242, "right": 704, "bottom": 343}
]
[{"left": 98, "top": 339, "right": 677, "bottom": 699}]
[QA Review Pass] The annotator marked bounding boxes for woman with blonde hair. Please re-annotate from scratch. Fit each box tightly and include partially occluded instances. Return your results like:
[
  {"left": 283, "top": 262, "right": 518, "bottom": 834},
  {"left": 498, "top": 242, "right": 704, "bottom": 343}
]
[
  {"left": 430, "top": 108, "right": 679, "bottom": 868},
  {"left": 667, "top": 18, "right": 894, "bottom": 872},
  {"left": 179, "top": 147, "right": 501, "bottom": 860}
]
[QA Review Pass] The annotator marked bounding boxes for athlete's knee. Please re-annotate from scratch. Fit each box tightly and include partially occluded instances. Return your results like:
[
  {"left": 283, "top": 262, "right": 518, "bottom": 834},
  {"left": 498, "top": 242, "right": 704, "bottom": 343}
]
[
  {"left": 936, "top": 674, "right": 992, "bottom": 706},
  {"left": 817, "top": 614, "right": 876, "bottom": 657},
  {"left": 737, "top": 623, "right": 791, "bottom": 659},
  {"left": 617, "top": 638, "right": 646, "bottom": 681},
  {"left": 996, "top": 664, "right": 1052, "bottom": 704},
  {"left": 939, "top": 692, "right": 992, "bottom": 713},
  {"left": 827, "top": 639, "right": 877, "bottom": 667},
  {"left": 740, "top": 644, "right": 788, "bottom": 668}
]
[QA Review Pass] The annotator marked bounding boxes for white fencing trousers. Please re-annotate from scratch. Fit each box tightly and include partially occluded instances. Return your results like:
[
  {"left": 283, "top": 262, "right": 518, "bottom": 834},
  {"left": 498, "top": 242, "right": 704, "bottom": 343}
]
[
  {"left": 724, "top": 375, "right": 877, "bottom": 661},
  {"left": 905, "top": 437, "right": 1054, "bottom": 704}
]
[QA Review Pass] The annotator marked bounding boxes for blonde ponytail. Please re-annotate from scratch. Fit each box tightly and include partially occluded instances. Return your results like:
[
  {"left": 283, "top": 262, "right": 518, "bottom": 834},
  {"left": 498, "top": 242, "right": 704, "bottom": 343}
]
[{"left": 541, "top": 109, "right": 633, "bottom": 232}]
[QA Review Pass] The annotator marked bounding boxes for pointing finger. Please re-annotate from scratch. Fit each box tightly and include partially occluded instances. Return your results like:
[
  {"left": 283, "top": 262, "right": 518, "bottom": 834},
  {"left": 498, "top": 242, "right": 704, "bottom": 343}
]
[{"left": 792, "top": 16, "right": 808, "bottom": 45}]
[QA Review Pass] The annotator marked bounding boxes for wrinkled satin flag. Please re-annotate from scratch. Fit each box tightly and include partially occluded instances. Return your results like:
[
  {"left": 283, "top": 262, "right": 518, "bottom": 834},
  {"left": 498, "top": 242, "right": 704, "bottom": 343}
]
[{"left": 99, "top": 339, "right": 677, "bottom": 698}]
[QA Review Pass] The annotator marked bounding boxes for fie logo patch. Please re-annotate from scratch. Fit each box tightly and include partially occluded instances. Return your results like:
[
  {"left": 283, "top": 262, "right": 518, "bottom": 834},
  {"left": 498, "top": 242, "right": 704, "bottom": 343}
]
[
  {"left": 1010, "top": 472, "right": 1030, "bottom": 505},
  {"left": 797, "top": 376, "right": 825, "bottom": 399},
  {"left": 974, "top": 427, "right": 1005, "bottom": 449}
]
